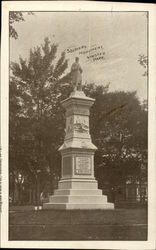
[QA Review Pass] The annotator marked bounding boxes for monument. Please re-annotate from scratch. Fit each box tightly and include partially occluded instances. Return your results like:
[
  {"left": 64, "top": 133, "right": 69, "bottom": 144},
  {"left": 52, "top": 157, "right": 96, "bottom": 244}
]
[{"left": 43, "top": 58, "right": 114, "bottom": 209}]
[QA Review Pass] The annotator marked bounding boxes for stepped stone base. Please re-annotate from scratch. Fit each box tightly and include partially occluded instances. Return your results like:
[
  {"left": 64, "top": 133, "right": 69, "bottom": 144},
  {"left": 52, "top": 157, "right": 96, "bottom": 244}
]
[
  {"left": 43, "top": 203, "right": 114, "bottom": 210},
  {"left": 43, "top": 179, "right": 114, "bottom": 210}
]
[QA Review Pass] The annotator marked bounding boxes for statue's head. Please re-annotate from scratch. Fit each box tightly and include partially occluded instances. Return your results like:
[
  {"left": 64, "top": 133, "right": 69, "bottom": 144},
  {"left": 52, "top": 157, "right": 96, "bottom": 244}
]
[{"left": 75, "top": 57, "right": 79, "bottom": 62}]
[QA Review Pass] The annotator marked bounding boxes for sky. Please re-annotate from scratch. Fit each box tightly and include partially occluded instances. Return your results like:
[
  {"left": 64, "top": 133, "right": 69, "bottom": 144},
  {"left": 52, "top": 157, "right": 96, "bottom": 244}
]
[{"left": 10, "top": 11, "right": 148, "bottom": 101}]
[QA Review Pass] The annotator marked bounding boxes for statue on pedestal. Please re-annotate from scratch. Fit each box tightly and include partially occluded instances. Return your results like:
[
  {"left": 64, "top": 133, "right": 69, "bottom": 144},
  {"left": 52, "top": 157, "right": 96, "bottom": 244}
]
[
  {"left": 70, "top": 57, "right": 83, "bottom": 91},
  {"left": 43, "top": 58, "right": 114, "bottom": 210}
]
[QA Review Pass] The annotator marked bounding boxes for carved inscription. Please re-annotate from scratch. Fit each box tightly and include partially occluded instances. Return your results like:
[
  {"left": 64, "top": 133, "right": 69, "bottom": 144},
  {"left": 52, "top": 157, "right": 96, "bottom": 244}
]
[
  {"left": 66, "top": 107, "right": 89, "bottom": 116},
  {"left": 75, "top": 157, "right": 92, "bottom": 175}
]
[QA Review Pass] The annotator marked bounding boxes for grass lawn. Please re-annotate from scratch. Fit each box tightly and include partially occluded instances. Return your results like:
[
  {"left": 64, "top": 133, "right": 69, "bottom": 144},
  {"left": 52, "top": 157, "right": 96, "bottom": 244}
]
[{"left": 9, "top": 208, "right": 147, "bottom": 240}]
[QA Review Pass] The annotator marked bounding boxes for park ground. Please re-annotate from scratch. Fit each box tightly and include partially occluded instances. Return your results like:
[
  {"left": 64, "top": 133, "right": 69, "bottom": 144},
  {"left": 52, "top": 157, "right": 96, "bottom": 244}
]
[{"left": 9, "top": 207, "right": 147, "bottom": 240}]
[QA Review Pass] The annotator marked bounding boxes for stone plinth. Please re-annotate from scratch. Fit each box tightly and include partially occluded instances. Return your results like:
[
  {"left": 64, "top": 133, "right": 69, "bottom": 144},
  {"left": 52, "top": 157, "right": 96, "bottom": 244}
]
[{"left": 43, "top": 90, "right": 114, "bottom": 210}]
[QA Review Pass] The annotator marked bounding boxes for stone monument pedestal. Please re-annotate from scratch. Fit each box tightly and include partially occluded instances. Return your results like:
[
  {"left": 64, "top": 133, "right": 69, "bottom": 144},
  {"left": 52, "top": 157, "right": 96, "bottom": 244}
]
[{"left": 43, "top": 91, "right": 114, "bottom": 210}]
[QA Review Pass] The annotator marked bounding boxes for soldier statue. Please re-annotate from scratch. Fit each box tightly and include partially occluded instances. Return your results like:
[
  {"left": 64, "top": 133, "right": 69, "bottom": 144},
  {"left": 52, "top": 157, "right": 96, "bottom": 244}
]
[{"left": 70, "top": 57, "right": 83, "bottom": 91}]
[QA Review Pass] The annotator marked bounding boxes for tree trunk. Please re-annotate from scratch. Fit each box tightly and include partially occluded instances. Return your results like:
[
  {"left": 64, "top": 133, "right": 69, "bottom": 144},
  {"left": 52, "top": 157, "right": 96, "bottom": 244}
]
[
  {"left": 18, "top": 185, "right": 22, "bottom": 205},
  {"left": 12, "top": 183, "right": 15, "bottom": 205},
  {"left": 33, "top": 189, "right": 36, "bottom": 205},
  {"left": 29, "top": 189, "right": 32, "bottom": 204}
]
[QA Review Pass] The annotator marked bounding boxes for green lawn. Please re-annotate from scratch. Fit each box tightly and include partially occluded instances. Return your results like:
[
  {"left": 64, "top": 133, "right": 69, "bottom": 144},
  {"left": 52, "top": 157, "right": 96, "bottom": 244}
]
[{"left": 9, "top": 208, "right": 147, "bottom": 240}]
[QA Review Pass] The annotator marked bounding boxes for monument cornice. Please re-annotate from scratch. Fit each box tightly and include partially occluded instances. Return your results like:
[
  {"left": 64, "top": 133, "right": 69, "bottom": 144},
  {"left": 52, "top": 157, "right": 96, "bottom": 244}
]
[
  {"left": 61, "top": 91, "right": 95, "bottom": 109},
  {"left": 59, "top": 143, "right": 97, "bottom": 152}
]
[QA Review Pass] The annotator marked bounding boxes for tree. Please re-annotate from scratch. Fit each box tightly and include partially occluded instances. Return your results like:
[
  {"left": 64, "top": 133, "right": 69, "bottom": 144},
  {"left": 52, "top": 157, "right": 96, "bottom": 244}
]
[
  {"left": 10, "top": 37, "right": 71, "bottom": 204},
  {"left": 9, "top": 11, "right": 34, "bottom": 39},
  {"left": 138, "top": 54, "right": 148, "bottom": 76},
  {"left": 86, "top": 90, "right": 147, "bottom": 202}
]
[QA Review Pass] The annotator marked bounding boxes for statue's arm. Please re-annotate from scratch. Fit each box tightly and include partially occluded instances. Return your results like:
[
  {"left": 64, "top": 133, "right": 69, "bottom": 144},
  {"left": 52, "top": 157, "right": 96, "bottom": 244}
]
[{"left": 79, "top": 66, "right": 83, "bottom": 73}]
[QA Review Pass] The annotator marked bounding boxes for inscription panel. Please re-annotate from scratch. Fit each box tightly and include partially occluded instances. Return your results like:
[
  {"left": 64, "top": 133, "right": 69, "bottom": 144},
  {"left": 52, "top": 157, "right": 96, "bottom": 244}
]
[
  {"left": 75, "top": 156, "right": 92, "bottom": 175},
  {"left": 62, "top": 156, "right": 72, "bottom": 176}
]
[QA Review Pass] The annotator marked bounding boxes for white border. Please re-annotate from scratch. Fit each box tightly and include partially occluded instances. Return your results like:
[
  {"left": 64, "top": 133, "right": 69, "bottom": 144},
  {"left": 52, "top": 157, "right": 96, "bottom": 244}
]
[{"left": 1, "top": 1, "right": 156, "bottom": 249}]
